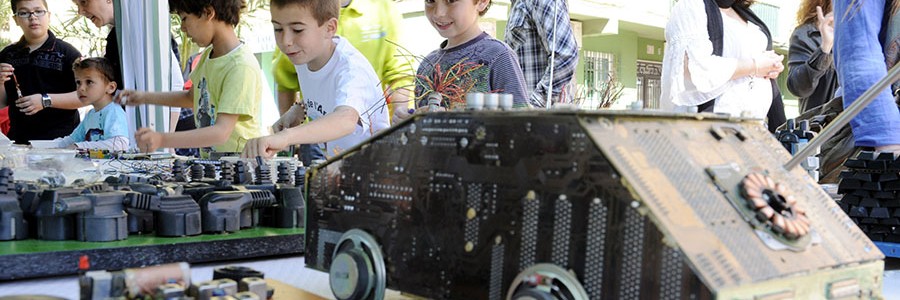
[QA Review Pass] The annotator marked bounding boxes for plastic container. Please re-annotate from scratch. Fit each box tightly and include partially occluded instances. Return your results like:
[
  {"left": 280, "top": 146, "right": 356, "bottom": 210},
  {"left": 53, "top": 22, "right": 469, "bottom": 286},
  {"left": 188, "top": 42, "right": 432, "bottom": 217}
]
[{"left": 29, "top": 140, "right": 60, "bottom": 149}]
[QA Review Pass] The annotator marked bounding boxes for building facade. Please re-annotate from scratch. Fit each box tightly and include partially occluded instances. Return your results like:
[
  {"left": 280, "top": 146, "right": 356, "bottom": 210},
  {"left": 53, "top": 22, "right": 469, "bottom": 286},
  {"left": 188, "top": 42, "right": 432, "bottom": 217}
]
[{"left": 397, "top": 0, "right": 801, "bottom": 116}]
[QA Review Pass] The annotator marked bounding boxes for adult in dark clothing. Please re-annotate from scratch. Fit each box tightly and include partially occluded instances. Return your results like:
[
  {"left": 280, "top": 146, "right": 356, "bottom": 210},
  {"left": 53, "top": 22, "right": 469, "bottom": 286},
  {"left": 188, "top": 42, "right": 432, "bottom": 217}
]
[
  {"left": 787, "top": 0, "right": 837, "bottom": 113},
  {"left": 73, "top": 0, "right": 181, "bottom": 89},
  {"left": 0, "top": 1, "right": 81, "bottom": 144}
]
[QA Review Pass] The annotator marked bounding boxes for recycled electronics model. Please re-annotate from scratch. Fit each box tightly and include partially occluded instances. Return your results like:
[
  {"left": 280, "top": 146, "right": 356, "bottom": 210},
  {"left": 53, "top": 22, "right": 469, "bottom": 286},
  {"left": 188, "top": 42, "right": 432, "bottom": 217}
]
[{"left": 305, "top": 110, "right": 883, "bottom": 299}]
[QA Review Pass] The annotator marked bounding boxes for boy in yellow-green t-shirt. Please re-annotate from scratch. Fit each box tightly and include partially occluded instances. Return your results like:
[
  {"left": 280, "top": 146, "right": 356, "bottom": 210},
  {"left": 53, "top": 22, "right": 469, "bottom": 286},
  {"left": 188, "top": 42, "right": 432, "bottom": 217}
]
[{"left": 117, "top": 0, "right": 261, "bottom": 157}]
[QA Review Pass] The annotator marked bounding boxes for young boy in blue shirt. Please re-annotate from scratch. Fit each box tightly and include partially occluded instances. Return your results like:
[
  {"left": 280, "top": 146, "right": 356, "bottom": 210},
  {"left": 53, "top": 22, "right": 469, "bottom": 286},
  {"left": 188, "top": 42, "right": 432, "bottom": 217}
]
[
  {"left": 242, "top": 0, "right": 389, "bottom": 158},
  {"left": 52, "top": 57, "right": 128, "bottom": 150}
]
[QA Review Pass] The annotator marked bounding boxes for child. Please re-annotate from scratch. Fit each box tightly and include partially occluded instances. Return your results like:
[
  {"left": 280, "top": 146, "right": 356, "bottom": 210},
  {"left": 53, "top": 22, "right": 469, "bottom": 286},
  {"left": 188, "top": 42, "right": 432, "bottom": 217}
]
[
  {"left": 241, "top": 0, "right": 389, "bottom": 159},
  {"left": 414, "top": 0, "right": 528, "bottom": 110},
  {"left": 117, "top": 0, "right": 261, "bottom": 157},
  {"left": 0, "top": 0, "right": 82, "bottom": 145},
  {"left": 52, "top": 57, "right": 129, "bottom": 150}
]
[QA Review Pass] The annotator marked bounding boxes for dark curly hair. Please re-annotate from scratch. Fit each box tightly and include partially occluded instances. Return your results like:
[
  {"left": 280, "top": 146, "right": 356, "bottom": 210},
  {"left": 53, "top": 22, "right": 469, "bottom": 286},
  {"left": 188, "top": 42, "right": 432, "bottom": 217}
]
[{"left": 169, "top": 0, "right": 246, "bottom": 26}]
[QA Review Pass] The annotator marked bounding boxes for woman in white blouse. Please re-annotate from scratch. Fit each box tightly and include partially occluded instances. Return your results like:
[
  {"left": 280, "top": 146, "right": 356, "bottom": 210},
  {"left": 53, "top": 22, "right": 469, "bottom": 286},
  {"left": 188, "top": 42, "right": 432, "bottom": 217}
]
[{"left": 661, "top": 0, "right": 785, "bottom": 126}]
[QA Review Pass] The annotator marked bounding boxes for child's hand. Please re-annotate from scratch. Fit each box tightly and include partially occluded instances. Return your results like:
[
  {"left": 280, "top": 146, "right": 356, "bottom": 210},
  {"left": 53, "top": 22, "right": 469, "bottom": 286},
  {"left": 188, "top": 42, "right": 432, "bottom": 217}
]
[
  {"left": 241, "top": 135, "right": 287, "bottom": 159},
  {"left": 135, "top": 127, "right": 163, "bottom": 153},
  {"left": 273, "top": 105, "right": 305, "bottom": 133},
  {"left": 16, "top": 94, "right": 44, "bottom": 115},
  {"left": 392, "top": 108, "right": 414, "bottom": 124},
  {"left": 0, "top": 63, "right": 13, "bottom": 84},
  {"left": 115, "top": 90, "right": 143, "bottom": 106}
]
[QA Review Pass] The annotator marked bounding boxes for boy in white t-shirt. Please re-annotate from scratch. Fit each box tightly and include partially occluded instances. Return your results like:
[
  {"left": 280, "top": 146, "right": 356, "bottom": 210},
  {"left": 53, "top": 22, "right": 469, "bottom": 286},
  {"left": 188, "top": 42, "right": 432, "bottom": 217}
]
[{"left": 242, "top": 0, "right": 389, "bottom": 159}]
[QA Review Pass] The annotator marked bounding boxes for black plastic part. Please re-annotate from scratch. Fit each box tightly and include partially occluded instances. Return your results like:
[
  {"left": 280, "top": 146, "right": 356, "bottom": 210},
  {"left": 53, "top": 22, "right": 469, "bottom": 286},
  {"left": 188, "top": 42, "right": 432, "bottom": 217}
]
[
  {"left": 199, "top": 191, "right": 276, "bottom": 233},
  {"left": 233, "top": 161, "right": 252, "bottom": 185},
  {"left": 125, "top": 193, "right": 201, "bottom": 237},
  {"left": 190, "top": 163, "right": 204, "bottom": 183},
  {"left": 0, "top": 168, "right": 27, "bottom": 240},
  {"left": 126, "top": 207, "right": 155, "bottom": 234},
  {"left": 204, "top": 164, "right": 217, "bottom": 179},
  {"left": 262, "top": 185, "right": 304, "bottom": 228},
  {"left": 212, "top": 266, "right": 265, "bottom": 282},
  {"left": 219, "top": 161, "right": 234, "bottom": 183},
  {"left": 172, "top": 159, "right": 188, "bottom": 182},
  {"left": 276, "top": 162, "right": 291, "bottom": 184},
  {"left": 254, "top": 157, "right": 272, "bottom": 185}
]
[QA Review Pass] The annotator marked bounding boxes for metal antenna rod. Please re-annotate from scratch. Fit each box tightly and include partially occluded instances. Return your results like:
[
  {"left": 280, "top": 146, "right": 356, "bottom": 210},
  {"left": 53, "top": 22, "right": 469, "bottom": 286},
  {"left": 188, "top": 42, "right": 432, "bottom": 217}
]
[
  {"left": 785, "top": 62, "right": 900, "bottom": 170},
  {"left": 545, "top": 1, "right": 560, "bottom": 110}
]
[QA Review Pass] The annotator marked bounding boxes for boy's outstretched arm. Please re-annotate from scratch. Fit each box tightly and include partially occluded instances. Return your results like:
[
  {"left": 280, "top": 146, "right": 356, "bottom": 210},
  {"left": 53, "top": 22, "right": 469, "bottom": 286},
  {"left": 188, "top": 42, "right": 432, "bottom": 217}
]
[
  {"left": 243, "top": 106, "right": 359, "bottom": 158},
  {"left": 135, "top": 113, "right": 238, "bottom": 152},
  {"left": 116, "top": 90, "right": 194, "bottom": 108},
  {"left": 16, "top": 91, "right": 84, "bottom": 115}
]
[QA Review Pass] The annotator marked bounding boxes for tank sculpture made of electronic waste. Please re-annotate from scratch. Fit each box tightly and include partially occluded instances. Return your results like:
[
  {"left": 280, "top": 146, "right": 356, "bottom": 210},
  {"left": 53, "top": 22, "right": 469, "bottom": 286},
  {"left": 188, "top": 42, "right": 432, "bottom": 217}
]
[{"left": 304, "top": 110, "right": 884, "bottom": 300}]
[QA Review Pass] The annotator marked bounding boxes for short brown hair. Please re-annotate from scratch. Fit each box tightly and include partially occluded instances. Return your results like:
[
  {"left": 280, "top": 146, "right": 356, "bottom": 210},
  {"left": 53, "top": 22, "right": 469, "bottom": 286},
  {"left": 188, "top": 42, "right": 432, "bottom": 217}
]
[
  {"left": 11, "top": 0, "right": 48, "bottom": 13},
  {"left": 270, "top": 0, "right": 339, "bottom": 26},
  {"left": 795, "top": 0, "right": 832, "bottom": 26},
  {"left": 169, "top": 0, "right": 246, "bottom": 26},
  {"left": 73, "top": 57, "right": 117, "bottom": 84}
]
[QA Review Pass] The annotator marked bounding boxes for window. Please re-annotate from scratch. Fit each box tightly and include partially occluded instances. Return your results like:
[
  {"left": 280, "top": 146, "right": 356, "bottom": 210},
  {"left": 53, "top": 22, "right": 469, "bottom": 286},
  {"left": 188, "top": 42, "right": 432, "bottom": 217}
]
[{"left": 581, "top": 51, "right": 616, "bottom": 109}]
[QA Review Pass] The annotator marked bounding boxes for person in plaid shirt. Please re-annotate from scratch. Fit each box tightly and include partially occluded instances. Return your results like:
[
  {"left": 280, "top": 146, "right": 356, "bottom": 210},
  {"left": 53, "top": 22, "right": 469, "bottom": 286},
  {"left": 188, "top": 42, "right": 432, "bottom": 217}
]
[{"left": 504, "top": 0, "right": 579, "bottom": 108}]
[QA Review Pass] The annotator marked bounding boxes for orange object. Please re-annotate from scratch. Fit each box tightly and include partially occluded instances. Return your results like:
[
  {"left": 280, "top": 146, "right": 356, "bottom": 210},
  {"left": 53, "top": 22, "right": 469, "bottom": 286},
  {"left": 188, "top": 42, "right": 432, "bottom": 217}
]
[{"left": 78, "top": 255, "right": 90, "bottom": 270}]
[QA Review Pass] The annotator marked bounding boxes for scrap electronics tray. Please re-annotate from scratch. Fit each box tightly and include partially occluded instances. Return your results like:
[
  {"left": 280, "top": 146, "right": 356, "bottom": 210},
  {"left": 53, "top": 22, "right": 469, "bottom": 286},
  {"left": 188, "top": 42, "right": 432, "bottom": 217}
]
[{"left": 0, "top": 227, "right": 304, "bottom": 280}]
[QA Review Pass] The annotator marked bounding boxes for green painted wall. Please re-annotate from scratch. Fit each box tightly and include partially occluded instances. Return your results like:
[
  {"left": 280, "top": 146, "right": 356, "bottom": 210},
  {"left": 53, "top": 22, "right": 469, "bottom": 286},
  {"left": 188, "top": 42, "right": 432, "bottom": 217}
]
[
  {"left": 637, "top": 37, "right": 665, "bottom": 62},
  {"left": 580, "top": 30, "right": 640, "bottom": 88}
]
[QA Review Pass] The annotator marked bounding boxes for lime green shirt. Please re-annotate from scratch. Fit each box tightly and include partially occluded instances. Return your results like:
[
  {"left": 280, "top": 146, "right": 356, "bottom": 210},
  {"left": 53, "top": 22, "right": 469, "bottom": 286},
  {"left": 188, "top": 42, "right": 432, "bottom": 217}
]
[
  {"left": 191, "top": 45, "right": 262, "bottom": 157},
  {"left": 273, "top": 0, "right": 414, "bottom": 100}
]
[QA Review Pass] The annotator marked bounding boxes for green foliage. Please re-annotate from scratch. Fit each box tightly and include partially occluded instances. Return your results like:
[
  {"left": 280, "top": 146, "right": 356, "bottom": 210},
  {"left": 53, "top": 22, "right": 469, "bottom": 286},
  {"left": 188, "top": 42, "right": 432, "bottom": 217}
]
[
  {"left": 0, "top": 1, "right": 11, "bottom": 49},
  {"left": 171, "top": 0, "right": 270, "bottom": 71},
  {"left": 50, "top": 7, "right": 109, "bottom": 57}
]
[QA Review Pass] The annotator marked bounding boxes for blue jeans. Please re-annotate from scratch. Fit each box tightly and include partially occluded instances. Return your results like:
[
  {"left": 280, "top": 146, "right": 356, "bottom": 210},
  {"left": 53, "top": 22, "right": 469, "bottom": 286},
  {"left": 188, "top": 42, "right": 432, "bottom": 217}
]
[{"left": 834, "top": 0, "right": 900, "bottom": 147}]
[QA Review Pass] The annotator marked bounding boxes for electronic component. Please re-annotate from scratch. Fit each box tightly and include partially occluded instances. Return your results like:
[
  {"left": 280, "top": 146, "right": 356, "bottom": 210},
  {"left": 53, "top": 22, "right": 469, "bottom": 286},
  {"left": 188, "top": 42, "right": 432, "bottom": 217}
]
[
  {"left": 80, "top": 262, "right": 190, "bottom": 299},
  {"left": 306, "top": 111, "right": 884, "bottom": 299}
]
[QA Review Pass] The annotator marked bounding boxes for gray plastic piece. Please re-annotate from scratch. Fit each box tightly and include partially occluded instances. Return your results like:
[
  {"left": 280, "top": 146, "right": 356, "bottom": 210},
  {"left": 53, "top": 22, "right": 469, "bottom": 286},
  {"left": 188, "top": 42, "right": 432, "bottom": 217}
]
[
  {"left": 191, "top": 279, "right": 238, "bottom": 299},
  {"left": 239, "top": 277, "right": 266, "bottom": 300},
  {"left": 126, "top": 193, "right": 202, "bottom": 237},
  {"left": 53, "top": 191, "right": 129, "bottom": 242},
  {"left": 0, "top": 168, "right": 27, "bottom": 240},
  {"left": 199, "top": 190, "right": 276, "bottom": 233},
  {"left": 32, "top": 188, "right": 84, "bottom": 240}
]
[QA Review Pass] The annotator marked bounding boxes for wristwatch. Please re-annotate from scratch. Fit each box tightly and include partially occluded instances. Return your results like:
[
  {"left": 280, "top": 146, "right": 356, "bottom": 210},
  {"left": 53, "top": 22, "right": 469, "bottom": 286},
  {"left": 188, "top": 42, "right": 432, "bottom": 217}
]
[{"left": 41, "top": 93, "right": 51, "bottom": 108}]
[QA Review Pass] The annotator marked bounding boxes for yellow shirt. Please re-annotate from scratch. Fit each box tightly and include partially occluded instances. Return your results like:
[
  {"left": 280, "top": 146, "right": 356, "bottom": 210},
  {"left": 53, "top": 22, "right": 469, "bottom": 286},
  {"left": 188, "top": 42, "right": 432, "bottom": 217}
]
[
  {"left": 272, "top": 0, "right": 414, "bottom": 115},
  {"left": 191, "top": 45, "right": 262, "bottom": 157}
]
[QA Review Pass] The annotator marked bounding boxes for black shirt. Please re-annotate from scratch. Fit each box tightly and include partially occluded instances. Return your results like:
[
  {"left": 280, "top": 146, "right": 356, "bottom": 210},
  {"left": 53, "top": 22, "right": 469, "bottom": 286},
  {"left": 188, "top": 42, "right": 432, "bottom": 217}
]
[
  {"left": 0, "top": 31, "right": 81, "bottom": 144},
  {"left": 104, "top": 29, "right": 124, "bottom": 87}
]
